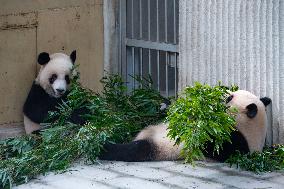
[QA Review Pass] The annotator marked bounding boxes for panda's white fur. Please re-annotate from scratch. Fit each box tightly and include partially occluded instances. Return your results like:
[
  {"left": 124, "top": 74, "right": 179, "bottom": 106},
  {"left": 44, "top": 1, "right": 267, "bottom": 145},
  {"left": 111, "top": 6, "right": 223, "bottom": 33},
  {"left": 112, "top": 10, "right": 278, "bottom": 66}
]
[
  {"left": 134, "top": 123, "right": 183, "bottom": 160},
  {"left": 36, "top": 53, "right": 74, "bottom": 98},
  {"left": 23, "top": 51, "right": 76, "bottom": 134},
  {"left": 100, "top": 90, "right": 271, "bottom": 162},
  {"left": 227, "top": 90, "right": 267, "bottom": 152},
  {"left": 23, "top": 115, "right": 42, "bottom": 134}
]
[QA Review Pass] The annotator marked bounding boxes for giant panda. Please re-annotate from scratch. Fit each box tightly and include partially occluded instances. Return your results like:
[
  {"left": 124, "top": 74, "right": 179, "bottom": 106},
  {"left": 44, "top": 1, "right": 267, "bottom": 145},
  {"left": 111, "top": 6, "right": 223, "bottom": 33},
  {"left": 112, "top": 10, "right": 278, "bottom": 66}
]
[
  {"left": 23, "top": 50, "right": 82, "bottom": 134},
  {"left": 99, "top": 90, "right": 271, "bottom": 162}
]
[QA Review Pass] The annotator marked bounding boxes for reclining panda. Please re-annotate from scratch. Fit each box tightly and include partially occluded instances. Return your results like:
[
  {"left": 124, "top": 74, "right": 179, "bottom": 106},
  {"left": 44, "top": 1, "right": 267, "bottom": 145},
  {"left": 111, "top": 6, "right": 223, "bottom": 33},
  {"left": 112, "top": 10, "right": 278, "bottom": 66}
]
[
  {"left": 100, "top": 90, "right": 271, "bottom": 162},
  {"left": 23, "top": 50, "right": 85, "bottom": 134}
]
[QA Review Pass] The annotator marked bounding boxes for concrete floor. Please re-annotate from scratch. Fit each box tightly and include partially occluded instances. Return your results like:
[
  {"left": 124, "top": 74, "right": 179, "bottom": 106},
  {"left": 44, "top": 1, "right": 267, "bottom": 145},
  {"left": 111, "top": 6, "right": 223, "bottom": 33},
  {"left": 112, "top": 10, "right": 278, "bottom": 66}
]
[{"left": 15, "top": 161, "right": 284, "bottom": 189}]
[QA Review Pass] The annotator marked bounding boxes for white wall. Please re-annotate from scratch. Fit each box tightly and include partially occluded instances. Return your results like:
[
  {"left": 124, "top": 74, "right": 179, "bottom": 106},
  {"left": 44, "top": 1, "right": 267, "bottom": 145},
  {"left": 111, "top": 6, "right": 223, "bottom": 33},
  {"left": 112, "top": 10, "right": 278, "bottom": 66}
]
[{"left": 179, "top": 0, "right": 284, "bottom": 144}]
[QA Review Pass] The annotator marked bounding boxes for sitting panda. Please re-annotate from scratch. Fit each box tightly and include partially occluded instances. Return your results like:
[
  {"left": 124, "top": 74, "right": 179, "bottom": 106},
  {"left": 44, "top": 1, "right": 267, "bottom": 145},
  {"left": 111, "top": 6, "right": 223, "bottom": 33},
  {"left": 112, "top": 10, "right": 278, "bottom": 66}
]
[
  {"left": 23, "top": 50, "right": 84, "bottom": 134},
  {"left": 99, "top": 90, "right": 271, "bottom": 162}
]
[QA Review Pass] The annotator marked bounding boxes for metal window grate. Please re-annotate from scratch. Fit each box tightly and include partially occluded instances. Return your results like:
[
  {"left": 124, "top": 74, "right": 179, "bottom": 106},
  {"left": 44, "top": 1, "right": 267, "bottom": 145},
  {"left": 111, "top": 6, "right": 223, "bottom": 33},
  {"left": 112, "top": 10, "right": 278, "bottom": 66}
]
[{"left": 119, "top": 0, "right": 179, "bottom": 97}]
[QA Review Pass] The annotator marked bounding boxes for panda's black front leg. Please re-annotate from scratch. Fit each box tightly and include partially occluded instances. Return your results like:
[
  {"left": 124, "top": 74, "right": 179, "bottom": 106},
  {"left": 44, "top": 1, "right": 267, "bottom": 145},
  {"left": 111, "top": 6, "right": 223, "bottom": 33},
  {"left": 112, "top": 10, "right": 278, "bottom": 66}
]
[
  {"left": 31, "top": 107, "right": 89, "bottom": 135},
  {"left": 203, "top": 131, "right": 249, "bottom": 162},
  {"left": 69, "top": 107, "right": 89, "bottom": 125}
]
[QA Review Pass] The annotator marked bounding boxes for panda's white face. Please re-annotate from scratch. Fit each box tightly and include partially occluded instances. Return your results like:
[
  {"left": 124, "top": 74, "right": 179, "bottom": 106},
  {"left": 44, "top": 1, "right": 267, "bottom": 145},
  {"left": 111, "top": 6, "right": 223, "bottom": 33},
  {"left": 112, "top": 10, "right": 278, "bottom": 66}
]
[
  {"left": 36, "top": 53, "right": 75, "bottom": 98},
  {"left": 226, "top": 90, "right": 269, "bottom": 152}
]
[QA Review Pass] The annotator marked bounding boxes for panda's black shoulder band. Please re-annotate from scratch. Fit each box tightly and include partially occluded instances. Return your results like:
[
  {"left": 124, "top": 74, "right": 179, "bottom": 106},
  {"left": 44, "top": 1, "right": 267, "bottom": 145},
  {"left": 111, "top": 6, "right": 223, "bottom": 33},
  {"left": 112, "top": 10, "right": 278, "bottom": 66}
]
[
  {"left": 260, "top": 97, "right": 271, "bottom": 107},
  {"left": 23, "top": 82, "right": 65, "bottom": 123}
]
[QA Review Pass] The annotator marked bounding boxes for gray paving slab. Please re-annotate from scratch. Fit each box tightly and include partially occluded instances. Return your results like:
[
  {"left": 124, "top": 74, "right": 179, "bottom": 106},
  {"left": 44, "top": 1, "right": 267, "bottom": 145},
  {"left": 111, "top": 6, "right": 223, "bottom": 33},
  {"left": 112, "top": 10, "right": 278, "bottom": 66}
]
[{"left": 15, "top": 161, "right": 284, "bottom": 189}]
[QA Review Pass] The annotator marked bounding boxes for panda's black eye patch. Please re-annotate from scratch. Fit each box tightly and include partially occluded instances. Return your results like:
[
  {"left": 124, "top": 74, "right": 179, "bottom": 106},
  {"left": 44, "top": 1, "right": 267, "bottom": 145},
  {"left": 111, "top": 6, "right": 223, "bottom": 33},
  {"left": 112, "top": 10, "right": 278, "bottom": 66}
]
[
  {"left": 246, "top": 103, "right": 258, "bottom": 118},
  {"left": 226, "top": 95, "right": 234, "bottom": 103},
  {"left": 49, "top": 74, "right": 57, "bottom": 84},
  {"left": 65, "top": 75, "right": 70, "bottom": 84}
]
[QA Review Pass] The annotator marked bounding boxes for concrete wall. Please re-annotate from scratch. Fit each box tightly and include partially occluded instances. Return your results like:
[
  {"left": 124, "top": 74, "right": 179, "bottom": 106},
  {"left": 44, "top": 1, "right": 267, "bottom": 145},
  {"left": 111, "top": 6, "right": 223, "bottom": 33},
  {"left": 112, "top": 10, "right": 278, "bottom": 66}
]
[
  {"left": 179, "top": 0, "right": 284, "bottom": 145},
  {"left": 0, "top": 0, "right": 104, "bottom": 136},
  {"left": 103, "top": 0, "right": 120, "bottom": 74}
]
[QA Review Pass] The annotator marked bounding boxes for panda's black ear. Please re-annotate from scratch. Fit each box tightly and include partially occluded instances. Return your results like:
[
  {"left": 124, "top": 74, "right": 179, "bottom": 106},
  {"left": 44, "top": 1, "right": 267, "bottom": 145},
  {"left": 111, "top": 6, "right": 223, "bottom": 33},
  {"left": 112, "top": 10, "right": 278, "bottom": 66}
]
[
  {"left": 246, "top": 103, "right": 258, "bottom": 118},
  {"left": 260, "top": 97, "right": 271, "bottom": 107},
  {"left": 70, "top": 50, "right": 76, "bottom": 64},
  {"left": 38, "top": 52, "right": 50, "bottom": 65}
]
